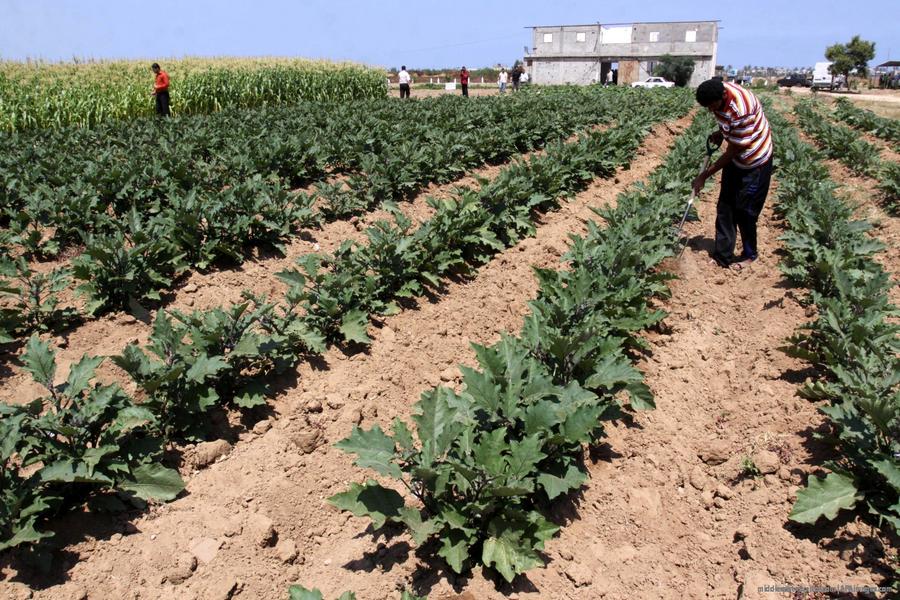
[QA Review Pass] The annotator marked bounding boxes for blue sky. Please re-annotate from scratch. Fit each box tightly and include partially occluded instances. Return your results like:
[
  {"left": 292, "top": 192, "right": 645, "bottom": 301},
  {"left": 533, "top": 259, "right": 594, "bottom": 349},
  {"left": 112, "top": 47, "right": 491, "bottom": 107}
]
[{"left": 1, "top": 0, "right": 897, "bottom": 69}]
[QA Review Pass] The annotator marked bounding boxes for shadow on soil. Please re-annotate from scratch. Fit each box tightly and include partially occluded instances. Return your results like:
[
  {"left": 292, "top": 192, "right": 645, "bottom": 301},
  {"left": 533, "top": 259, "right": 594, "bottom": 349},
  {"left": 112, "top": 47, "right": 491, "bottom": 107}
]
[{"left": 1, "top": 502, "right": 152, "bottom": 590}]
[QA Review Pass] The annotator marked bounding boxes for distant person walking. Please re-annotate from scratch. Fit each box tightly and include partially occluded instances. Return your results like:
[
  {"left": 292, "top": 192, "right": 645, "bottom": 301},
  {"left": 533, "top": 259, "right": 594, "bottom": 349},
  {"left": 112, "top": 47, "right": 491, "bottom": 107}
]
[
  {"left": 460, "top": 66, "right": 470, "bottom": 97},
  {"left": 498, "top": 68, "right": 508, "bottom": 94},
  {"left": 398, "top": 66, "right": 412, "bottom": 99},
  {"left": 691, "top": 79, "right": 774, "bottom": 271},
  {"left": 511, "top": 65, "right": 522, "bottom": 91},
  {"left": 606, "top": 70, "right": 614, "bottom": 86},
  {"left": 151, "top": 63, "right": 170, "bottom": 117}
]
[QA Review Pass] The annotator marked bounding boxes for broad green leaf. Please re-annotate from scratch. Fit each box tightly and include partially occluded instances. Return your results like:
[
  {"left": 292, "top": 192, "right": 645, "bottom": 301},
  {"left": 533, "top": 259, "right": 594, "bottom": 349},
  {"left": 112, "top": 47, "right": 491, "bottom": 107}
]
[
  {"left": 0, "top": 515, "right": 54, "bottom": 552},
  {"left": 413, "top": 387, "right": 459, "bottom": 460},
  {"left": 481, "top": 530, "right": 543, "bottom": 583},
  {"left": 339, "top": 309, "right": 370, "bottom": 344},
  {"left": 527, "top": 510, "right": 560, "bottom": 547},
  {"left": 185, "top": 354, "right": 229, "bottom": 383},
  {"left": 537, "top": 465, "right": 587, "bottom": 500},
  {"left": 328, "top": 480, "right": 404, "bottom": 529},
  {"left": 392, "top": 418, "right": 415, "bottom": 452},
  {"left": 119, "top": 463, "right": 185, "bottom": 502},
  {"left": 336, "top": 593, "right": 357, "bottom": 600},
  {"left": 473, "top": 428, "right": 509, "bottom": 477},
  {"left": 64, "top": 354, "right": 104, "bottom": 397},
  {"left": 506, "top": 435, "right": 545, "bottom": 479},
  {"left": 39, "top": 460, "right": 113, "bottom": 485},
  {"left": 523, "top": 400, "right": 563, "bottom": 436},
  {"left": 234, "top": 381, "right": 268, "bottom": 408},
  {"left": 335, "top": 426, "right": 402, "bottom": 479},
  {"left": 288, "top": 586, "right": 323, "bottom": 600},
  {"left": 626, "top": 382, "right": 655, "bottom": 410},
  {"left": 560, "top": 404, "right": 603, "bottom": 443},
  {"left": 398, "top": 506, "right": 439, "bottom": 544},
  {"left": 872, "top": 459, "right": 900, "bottom": 492},
  {"left": 437, "top": 528, "right": 471, "bottom": 574},
  {"left": 22, "top": 335, "right": 56, "bottom": 389},
  {"left": 790, "top": 472, "right": 861, "bottom": 524}
]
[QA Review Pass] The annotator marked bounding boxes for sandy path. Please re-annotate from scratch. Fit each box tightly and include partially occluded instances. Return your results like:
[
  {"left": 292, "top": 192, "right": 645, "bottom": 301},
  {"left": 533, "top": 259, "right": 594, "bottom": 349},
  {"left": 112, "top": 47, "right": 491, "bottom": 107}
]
[{"left": 790, "top": 86, "right": 900, "bottom": 105}]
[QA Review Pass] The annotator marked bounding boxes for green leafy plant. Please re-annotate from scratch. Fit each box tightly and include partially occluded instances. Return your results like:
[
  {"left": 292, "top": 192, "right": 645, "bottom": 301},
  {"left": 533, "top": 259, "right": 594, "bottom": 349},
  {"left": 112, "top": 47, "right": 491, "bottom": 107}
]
[
  {"left": 0, "top": 336, "right": 183, "bottom": 551},
  {"left": 288, "top": 586, "right": 425, "bottom": 600},
  {"left": 0, "top": 258, "right": 78, "bottom": 342},
  {"left": 329, "top": 113, "right": 715, "bottom": 582},
  {"left": 833, "top": 97, "right": 900, "bottom": 146},
  {"left": 764, "top": 102, "right": 899, "bottom": 546},
  {"left": 741, "top": 456, "right": 761, "bottom": 479},
  {"left": 72, "top": 208, "right": 186, "bottom": 314},
  {"left": 794, "top": 100, "right": 880, "bottom": 177}
]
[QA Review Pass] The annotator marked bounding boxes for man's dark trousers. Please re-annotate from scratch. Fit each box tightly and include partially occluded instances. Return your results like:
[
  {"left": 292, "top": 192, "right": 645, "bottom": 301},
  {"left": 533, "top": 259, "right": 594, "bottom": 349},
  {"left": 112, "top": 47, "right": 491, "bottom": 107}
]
[
  {"left": 155, "top": 90, "right": 170, "bottom": 116},
  {"left": 461, "top": 84, "right": 468, "bottom": 97},
  {"left": 399, "top": 83, "right": 410, "bottom": 99},
  {"left": 713, "top": 157, "right": 773, "bottom": 265}
]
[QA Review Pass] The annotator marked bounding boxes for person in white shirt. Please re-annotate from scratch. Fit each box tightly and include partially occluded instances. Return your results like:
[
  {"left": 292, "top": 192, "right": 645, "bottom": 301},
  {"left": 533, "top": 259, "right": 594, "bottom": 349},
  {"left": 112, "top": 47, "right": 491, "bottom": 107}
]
[
  {"left": 398, "top": 66, "right": 412, "bottom": 99},
  {"left": 498, "top": 68, "right": 508, "bottom": 94}
]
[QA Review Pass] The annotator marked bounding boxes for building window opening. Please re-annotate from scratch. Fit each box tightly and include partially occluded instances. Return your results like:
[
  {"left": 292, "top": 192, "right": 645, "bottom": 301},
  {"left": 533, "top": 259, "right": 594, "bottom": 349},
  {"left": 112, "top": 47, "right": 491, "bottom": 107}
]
[
  {"left": 649, "top": 31, "right": 659, "bottom": 42},
  {"left": 543, "top": 33, "right": 553, "bottom": 43},
  {"left": 685, "top": 30, "right": 697, "bottom": 43},
  {"left": 576, "top": 31, "right": 586, "bottom": 42}
]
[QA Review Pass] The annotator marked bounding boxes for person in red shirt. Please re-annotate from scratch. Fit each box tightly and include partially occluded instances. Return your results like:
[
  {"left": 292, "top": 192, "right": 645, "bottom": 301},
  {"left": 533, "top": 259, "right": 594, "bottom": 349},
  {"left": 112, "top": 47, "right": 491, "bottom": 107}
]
[
  {"left": 151, "top": 63, "right": 170, "bottom": 117},
  {"left": 460, "top": 66, "right": 470, "bottom": 97}
]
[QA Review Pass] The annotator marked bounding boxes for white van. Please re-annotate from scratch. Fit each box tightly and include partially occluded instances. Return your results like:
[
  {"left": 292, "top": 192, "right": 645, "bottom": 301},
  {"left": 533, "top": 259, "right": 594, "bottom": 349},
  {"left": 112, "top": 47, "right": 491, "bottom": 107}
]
[{"left": 812, "top": 61, "right": 844, "bottom": 90}]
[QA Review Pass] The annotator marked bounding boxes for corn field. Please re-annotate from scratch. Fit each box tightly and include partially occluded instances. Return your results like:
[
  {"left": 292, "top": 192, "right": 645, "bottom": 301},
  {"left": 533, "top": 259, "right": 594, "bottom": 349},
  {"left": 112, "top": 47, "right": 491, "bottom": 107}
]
[{"left": 0, "top": 57, "right": 388, "bottom": 131}]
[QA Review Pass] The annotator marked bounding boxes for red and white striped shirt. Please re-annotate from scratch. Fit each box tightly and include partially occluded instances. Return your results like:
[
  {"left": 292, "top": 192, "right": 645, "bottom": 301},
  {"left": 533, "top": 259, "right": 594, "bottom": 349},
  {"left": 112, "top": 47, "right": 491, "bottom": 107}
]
[{"left": 714, "top": 82, "right": 773, "bottom": 169}]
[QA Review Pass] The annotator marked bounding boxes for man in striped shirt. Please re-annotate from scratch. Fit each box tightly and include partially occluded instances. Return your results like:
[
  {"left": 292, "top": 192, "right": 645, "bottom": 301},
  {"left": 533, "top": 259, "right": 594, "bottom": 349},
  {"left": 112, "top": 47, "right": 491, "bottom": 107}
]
[{"left": 692, "top": 79, "right": 774, "bottom": 270}]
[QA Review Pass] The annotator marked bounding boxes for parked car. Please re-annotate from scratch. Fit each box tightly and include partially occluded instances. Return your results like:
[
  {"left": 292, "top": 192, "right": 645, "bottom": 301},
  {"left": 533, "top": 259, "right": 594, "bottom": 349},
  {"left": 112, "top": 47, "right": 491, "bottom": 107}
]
[
  {"left": 776, "top": 74, "right": 810, "bottom": 87},
  {"left": 811, "top": 61, "right": 845, "bottom": 90},
  {"left": 631, "top": 76, "right": 675, "bottom": 89}
]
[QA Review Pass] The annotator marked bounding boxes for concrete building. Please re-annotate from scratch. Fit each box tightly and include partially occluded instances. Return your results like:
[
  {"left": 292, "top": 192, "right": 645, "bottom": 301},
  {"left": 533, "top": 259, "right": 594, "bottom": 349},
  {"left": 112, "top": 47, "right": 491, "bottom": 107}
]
[{"left": 525, "top": 21, "right": 719, "bottom": 87}]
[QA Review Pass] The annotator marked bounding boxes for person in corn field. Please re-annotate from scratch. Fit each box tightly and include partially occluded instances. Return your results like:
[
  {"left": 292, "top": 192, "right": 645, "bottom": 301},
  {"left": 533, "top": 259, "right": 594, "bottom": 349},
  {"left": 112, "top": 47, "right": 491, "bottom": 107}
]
[
  {"left": 498, "top": 68, "right": 508, "bottom": 94},
  {"left": 460, "top": 66, "right": 470, "bottom": 97},
  {"left": 151, "top": 63, "right": 170, "bottom": 117},
  {"left": 398, "top": 66, "right": 412, "bottom": 99},
  {"left": 691, "top": 79, "right": 774, "bottom": 271}
]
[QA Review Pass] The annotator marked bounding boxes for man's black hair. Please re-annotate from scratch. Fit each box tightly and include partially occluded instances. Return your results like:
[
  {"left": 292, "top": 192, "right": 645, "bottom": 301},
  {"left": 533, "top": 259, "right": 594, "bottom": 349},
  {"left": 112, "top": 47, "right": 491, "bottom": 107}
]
[
  {"left": 401, "top": 65, "right": 406, "bottom": 70},
  {"left": 696, "top": 79, "right": 725, "bottom": 107},
  {"left": 151, "top": 62, "right": 160, "bottom": 70}
]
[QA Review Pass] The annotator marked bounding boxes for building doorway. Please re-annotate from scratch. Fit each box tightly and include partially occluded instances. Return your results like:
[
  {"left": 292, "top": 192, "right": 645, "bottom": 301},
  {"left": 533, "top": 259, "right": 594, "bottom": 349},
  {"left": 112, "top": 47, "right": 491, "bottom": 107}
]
[{"left": 600, "top": 61, "right": 619, "bottom": 86}]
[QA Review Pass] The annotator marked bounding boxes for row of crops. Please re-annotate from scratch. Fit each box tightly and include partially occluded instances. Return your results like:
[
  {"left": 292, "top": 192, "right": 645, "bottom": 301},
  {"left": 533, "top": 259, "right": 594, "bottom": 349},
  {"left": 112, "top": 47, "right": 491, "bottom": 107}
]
[
  {"left": 832, "top": 97, "right": 900, "bottom": 147},
  {"left": 330, "top": 113, "right": 714, "bottom": 582},
  {"left": 0, "top": 58, "right": 388, "bottom": 131},
  {"left": 764, "top": 104, "right": 898, "bottom": 581},
  {"left": 0, "top": 88, "right": 681, "bottom": 343},
  {"left": 0, "top": 90, "right": 694, "bottom": 558},
  {"left": 793, "top": 99, "right": 899, "bottom": 212}
]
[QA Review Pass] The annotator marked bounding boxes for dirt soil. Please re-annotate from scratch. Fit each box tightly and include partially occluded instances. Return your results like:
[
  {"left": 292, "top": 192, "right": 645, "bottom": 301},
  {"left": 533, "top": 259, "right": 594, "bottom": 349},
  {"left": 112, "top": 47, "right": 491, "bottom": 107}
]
[{"left": 1, "top": 113, "right": 896, "bottom": 600}]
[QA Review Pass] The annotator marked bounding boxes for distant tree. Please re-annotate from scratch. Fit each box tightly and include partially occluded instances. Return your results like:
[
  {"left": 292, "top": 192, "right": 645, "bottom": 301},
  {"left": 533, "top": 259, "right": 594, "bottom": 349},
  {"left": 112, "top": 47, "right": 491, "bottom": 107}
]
[
  {"left": 825, "top": 35, "right": 875, "bottom": 89},
  {"left": 653, "top": 54, "right": 695, "bottom": 87}
]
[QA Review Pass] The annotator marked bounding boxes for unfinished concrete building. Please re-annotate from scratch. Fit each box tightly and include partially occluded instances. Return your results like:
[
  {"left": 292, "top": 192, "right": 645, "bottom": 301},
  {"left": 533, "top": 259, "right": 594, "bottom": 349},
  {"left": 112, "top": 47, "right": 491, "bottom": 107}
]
[{"left": 525, "top": 21, "right": 719, "bottom": 87}]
